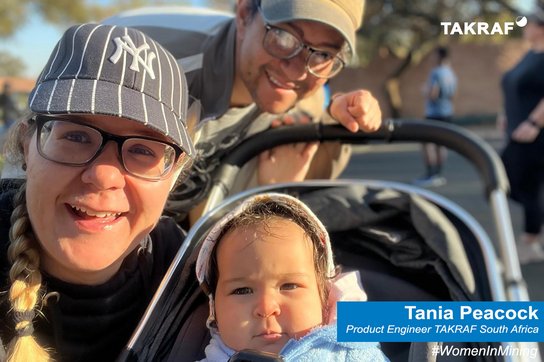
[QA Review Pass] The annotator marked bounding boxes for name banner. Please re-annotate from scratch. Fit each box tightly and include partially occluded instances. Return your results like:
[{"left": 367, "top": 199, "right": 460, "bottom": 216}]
[{"left": 337, "top": 302, "right": 544, "bottom": 342}]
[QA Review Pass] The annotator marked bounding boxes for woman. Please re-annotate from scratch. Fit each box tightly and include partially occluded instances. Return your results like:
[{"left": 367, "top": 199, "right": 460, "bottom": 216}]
[
  {"left": 0, "top": 23, "right": 197, "bottom": 361},
  {"left": 499, "top": 7, "right": 544, "bottom": 264}
]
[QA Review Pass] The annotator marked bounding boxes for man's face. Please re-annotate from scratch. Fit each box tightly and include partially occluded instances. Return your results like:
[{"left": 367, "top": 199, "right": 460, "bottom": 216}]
[{"left": 235, "top": 7, "right": 345, "bottom": 114}]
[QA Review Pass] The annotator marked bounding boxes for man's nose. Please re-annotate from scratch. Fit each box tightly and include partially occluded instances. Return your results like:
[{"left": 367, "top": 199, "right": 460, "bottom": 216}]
[{"left": 280, "top": 54, "right": 308, "bottom": 81}]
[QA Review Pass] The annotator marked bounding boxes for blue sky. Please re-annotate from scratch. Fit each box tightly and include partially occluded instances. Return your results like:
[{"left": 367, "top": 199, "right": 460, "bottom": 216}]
[
  {"left": 0, "top": 0, "right": 218, "bottom": 78},
  {"left": 0, "top": 0, "right": 536, "bottom": 79}
]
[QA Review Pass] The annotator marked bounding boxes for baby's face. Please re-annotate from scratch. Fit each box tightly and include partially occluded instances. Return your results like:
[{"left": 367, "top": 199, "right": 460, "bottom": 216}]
[{"left": 214, "top": 218, "right": 324, "bottom": 354}]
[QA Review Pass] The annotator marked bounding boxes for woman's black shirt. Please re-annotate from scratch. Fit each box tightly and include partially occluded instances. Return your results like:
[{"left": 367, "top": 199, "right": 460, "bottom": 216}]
[{"left": 0, "top": 188, "right": 186, "bottom": 361}]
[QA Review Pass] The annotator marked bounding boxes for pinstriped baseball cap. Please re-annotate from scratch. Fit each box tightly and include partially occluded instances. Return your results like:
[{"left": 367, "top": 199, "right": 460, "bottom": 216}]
[
  {"left": 260, "top": 0, "right": 365, "bottom": 56},
  {"left": 28, "top": 23, "right": 195, "bottom": 158}
]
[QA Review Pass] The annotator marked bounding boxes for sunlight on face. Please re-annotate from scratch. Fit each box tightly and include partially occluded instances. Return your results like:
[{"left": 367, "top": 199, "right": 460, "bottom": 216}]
[
  {"left": 214, "top": 218, "right": 324, "bottom": 354},
  {"left": 24, "top": 114, "right": 178, "bottom": 285},
  {"left": 236, "top": 14, "right": 342, "bottom": 114}
]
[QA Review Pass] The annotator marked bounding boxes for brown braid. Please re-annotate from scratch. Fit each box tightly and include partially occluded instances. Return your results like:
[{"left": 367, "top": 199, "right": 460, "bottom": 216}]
[{"left": 6, "top": 182, "right": 51, "bottom": 361}]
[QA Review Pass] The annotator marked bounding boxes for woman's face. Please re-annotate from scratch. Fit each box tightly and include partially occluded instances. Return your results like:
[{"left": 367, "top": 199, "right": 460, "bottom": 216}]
[
  {"left": 523, "top": 21, "right": 544, "bottom": 44},
  {"left": 23, "top": 114, "right": 181, "bottom": 285}
]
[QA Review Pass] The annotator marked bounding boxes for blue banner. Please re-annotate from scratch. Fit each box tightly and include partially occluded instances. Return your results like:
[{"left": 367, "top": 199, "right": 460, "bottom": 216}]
[{"left": 337, "top": 302, "right": 544, "bottom": 342}]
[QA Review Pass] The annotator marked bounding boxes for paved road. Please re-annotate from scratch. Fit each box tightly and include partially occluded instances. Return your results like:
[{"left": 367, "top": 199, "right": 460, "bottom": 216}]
[{"left": 339, "top": 123, "right": 544, "bottom": 356}]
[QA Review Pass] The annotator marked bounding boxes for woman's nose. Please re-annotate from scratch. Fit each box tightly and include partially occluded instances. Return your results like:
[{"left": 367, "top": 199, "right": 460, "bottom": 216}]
[{"left": 81, "top": 142, "right": 126, "bottom": 189}]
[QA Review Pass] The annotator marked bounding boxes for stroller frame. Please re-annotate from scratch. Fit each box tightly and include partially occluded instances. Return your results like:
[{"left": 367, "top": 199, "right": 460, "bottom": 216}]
[{"left": 120, "top": 120, "right": 540, "bottom": 362}]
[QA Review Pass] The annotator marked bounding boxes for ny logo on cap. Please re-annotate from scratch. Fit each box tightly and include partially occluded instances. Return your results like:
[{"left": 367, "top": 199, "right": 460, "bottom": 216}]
[{"left": 109, "top": 35, "right": 156, "bottom": 79}]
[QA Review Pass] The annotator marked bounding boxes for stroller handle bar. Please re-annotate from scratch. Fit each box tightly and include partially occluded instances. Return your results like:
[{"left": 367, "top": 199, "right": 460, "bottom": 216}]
[
  {"left": 213, "top": 119, "right": 509, "bottom": 199},
  {"left": 206, "top": 119, "right": 528, "bottom": 305},
  {"left": 207, "top": 120, "right": 527, "bottom": 305}
]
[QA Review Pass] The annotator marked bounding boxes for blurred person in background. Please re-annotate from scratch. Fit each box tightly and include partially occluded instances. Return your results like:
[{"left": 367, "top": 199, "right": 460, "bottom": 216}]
[
  {"left": 414, "top": 46, "right": 457, "bottom": 187},
  {"left": 0, "top": 82, "right": 21, "bottom": 133},
  {"left": 498, "top": 6, "right": 544, "bottom": 264}
]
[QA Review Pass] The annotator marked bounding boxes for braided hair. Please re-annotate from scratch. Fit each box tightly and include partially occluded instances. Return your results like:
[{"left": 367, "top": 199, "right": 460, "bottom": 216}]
[
  {"left": 3, "top": 118, "right": 51, "bottom": 361},
  {"left": 6, "top": 182, "right": 51, "bottom": 361}
]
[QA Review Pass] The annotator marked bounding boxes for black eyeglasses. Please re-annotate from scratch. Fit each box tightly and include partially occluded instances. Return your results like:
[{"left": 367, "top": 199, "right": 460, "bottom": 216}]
[
  {"left": 262, "top": 24, "right": 346, "bottom": 79},
  {"left": 34, "top": 116, "right": 184, "bottom": 181}
]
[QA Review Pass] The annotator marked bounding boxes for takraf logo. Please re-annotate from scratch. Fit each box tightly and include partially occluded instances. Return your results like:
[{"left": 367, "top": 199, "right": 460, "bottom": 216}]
[
  {"left": 109, "top": 35, "right": 157, "bottom": 79},
  {"left": 441, "top": 16, "right": 528, "bottom": 35}
]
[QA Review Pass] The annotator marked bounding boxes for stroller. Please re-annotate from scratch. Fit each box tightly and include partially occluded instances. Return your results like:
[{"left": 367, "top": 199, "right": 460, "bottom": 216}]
[{"left": 117, "top": 120, "right": 540, "bottom": 362}]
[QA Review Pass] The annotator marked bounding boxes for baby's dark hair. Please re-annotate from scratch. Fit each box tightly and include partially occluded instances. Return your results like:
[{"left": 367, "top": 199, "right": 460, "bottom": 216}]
[{"left": 206, "top": 196, "right": 333, "bottom": 309}]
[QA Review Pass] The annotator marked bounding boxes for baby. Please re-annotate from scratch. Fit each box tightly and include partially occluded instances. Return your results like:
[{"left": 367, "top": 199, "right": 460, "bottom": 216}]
[{"left": 195, "top": 193, "right": 389, "bottom": 361}]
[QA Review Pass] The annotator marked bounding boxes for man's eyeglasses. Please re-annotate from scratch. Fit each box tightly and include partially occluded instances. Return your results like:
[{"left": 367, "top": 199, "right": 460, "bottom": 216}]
[
  {"left": 34, "top": 116, "right": 184, "bottom": 181},
  {"left": 263, "top": 24, "right": 346, "bottom": 79}
]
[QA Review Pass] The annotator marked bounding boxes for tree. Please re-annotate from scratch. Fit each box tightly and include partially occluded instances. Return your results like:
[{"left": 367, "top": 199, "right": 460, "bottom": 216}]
[
  {"left": 0, "top": 0, "right": 228, "bottom": 79},
  {"left": 0, "top": 51, "right": 26, "bottom": 77},
  {"left": 356, "top": 0, "right": 524, "bottom": 117},
  {"left": 0, "top": 0, "right": 232, "bottom": 38},
  {"left": 0, "top": 0, "right": 154, "bottom": 78},
  {"left": 0, "top": 0, "right": 155, "bottom": 38}
]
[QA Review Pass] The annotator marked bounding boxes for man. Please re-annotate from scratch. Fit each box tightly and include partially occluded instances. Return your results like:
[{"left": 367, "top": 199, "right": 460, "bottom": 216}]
[
  {"left": 105, "top": 0, "right": 382, "bottom": 225},
  {"left": 414, "top": 46, "right": 457, "bottom": 187}
]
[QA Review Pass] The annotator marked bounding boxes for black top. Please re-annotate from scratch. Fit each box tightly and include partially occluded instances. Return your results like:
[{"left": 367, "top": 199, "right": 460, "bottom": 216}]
[
  {"left": 0, "top": 188, "right": 186, "bottom": 361},
  {"left": 501, "top": 50, "right": 544, "bottom": 137}
]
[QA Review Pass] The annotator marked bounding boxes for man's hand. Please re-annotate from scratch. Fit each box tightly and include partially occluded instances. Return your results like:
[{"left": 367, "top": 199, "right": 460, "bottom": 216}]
[
  {"left": 258, "top": 142, "right": 319, "bottom": 185},
  {"left": 257, "top": 112, "right": 319, "bottom": 185},
  {"left": 328, "top": 90, "right": 381, "bottom": 133}
]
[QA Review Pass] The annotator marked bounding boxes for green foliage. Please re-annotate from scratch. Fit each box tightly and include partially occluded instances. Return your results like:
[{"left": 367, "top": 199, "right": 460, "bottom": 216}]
[
  {"left": 0, "top": 0, "right": 28, "bottom": 38},
  {"left": 356, "top": 0, "right": 523, "bottom": 66},
  {"left": 35, "top": 0, "right": 106, "bottom": 24},
  {"left": 0, "top": 52, "right": 26, "bottom": 76},
  {"left": 0, "top": 0, "right": 234, "bottom": 39},
  {"left": 0, "top": 0, "right": 235, "bottom": 76},
  {"left": 0, "top": 0, "right": 167, "bottom": 38},
  {"left": 351, "top": 0, "right": 524, "bottom": 118}
]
